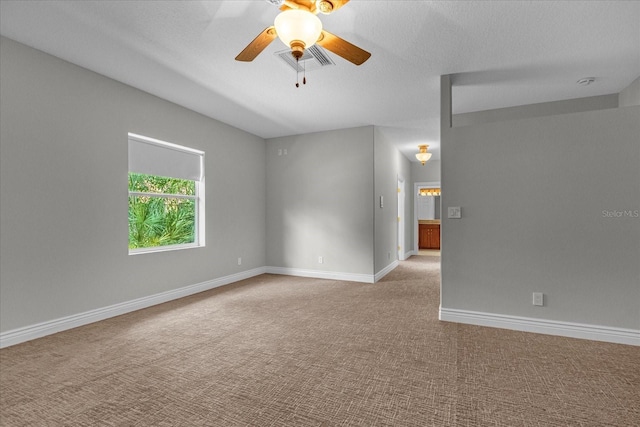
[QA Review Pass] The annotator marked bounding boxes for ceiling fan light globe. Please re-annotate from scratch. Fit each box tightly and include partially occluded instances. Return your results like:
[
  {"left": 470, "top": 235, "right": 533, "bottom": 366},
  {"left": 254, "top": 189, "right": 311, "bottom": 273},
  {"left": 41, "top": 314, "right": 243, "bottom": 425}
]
[
  {"left": 416, "top": 152, "right": 432, "bottom": 165},
  {"left": 274, "top": 9, "right": 323, "bottom": 50}
]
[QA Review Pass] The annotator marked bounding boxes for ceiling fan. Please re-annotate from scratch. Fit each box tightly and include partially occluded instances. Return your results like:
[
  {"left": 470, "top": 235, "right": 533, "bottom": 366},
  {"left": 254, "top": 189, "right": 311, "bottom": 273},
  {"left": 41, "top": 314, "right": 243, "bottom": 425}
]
[{"left": 235, "top": 0, "right": 371, "bottom": 66}]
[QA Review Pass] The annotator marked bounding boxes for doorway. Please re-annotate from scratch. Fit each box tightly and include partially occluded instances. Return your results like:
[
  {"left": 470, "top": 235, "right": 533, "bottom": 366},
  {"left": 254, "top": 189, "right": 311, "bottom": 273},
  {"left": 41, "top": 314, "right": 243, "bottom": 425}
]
[{"left": 414, "top": 181, "right": 441, "bottom": 256}]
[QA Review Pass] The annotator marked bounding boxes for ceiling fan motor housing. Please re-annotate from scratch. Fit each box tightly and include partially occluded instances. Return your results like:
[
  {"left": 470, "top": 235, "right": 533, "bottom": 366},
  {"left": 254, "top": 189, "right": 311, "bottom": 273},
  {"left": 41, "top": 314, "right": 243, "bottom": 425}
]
[
  {"left": 317, "top": 1, "right": 334, "bottom": 14},
  {"left": 290, "top": 41, "right": 306, "bottom": 59}
]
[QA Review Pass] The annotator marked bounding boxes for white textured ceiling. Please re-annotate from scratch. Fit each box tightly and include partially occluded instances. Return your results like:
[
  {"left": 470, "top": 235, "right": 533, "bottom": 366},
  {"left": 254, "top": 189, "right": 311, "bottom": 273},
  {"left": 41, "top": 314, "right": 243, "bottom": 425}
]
[{"left": 1, "top": 1, "right": 639, "bottom": 161}]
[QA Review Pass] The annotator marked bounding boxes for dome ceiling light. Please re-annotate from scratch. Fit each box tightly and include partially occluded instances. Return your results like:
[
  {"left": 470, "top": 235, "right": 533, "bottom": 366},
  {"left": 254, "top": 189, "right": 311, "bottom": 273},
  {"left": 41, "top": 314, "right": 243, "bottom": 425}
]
[{"left": 415, "top": 144, "right": 432, "bottom": 165}]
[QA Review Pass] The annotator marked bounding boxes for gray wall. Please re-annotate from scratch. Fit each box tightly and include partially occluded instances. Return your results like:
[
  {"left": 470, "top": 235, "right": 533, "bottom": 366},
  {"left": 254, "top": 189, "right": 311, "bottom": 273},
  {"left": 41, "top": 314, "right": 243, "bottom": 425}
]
[
  {"left": 619, "top": 76, "right": 640, "bottom": 107},
  {"left": 265, "top": 127, "right": 375, "bottom": 275},
  {"left": 373, "top": 128, "right": 411, "bottom": 270},
  {"left": 265, "top": 126, "right": 411, "bottom": 277},
  {"left": 411, "top": 160, "right": 441, "bottom": 184},
  {"left": 453, "top": 94, "right": 619, "bottom": 127},
  {"left": 399, "top": 156, "right": 413, "bottom": 259},
  {"left": 0, "top": 37, "right": 267, "bottom": 333},
  {"left": 441, "top": 90, "right": 640, "bottom": 329}
]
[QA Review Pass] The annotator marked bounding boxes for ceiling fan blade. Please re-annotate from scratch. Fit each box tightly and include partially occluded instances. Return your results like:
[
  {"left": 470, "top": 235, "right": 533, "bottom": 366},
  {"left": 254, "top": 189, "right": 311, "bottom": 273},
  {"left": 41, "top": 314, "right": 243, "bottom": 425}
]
[
  {"left": 235, "top": 26, "right": 277, "bottom": 62},
  {"left": 316, "top": 30, "right": 370, "bottom": 65}
]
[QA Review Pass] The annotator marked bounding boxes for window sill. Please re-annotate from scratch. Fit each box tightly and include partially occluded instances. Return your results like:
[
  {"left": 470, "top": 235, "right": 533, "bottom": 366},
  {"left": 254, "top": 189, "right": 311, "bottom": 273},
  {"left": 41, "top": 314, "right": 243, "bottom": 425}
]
[{"left": 128, "top": 243, "right": 204, "bottom": 255}]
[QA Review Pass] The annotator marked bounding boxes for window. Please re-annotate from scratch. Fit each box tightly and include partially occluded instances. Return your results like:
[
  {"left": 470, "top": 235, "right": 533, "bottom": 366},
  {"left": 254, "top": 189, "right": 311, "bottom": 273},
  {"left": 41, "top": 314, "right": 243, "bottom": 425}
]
[{"left": 128, "top": 133, "right": 204, "bottom": 254}]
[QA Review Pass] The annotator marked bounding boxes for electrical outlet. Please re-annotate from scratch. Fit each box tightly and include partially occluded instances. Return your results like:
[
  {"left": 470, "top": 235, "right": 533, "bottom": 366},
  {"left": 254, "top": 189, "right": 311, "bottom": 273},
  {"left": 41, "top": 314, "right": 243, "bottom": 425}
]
[
  {"left": 387, "top": 252, "right": 391, "bottom": 260},
  {"left": 533, "top": 292, "right": 544, "bottom": 306},
  {"left": 448, "top": 207, "right": 461, "bottom": 219},
  {"left": 237, "top": 257, "right": 242, "bottom": 265},
  {"left": 318, "top": 256, "right": 323, "bottom": 264}
]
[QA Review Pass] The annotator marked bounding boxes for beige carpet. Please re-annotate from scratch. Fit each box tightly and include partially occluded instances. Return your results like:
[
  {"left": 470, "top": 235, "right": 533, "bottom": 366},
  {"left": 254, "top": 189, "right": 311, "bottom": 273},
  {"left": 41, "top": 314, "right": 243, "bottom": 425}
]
[{"left": 1, "top": 256, "right": 638, "bottom": 426}]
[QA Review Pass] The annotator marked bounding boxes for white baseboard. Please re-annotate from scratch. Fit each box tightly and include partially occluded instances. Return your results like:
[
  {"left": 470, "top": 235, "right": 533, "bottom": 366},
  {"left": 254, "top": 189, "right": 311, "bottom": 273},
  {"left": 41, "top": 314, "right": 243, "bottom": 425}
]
[
  {"left": 400, "top": 250, "right": 418, "bottom": 261},
  {"left": 266, "top": 267, "right": 374, "bottom": 283},
  {"left": 439, "top": 307, "right": 640, "bottom": 346},
  {"left": 265, "top": 263, "right": 399, "bottom": 284},
  {"left": 0, "top": 267, "right": 267, "bottom": 349},
  {"left": 374, "top": 260, "right": 399, "bottom": 282}
]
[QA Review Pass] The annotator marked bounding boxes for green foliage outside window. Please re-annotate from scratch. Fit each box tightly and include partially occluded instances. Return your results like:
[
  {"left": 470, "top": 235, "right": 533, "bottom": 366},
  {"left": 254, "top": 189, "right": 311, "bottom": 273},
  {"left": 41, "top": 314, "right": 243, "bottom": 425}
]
[{"left": 128, "top": 173, "right": 197, "bottom": 249}]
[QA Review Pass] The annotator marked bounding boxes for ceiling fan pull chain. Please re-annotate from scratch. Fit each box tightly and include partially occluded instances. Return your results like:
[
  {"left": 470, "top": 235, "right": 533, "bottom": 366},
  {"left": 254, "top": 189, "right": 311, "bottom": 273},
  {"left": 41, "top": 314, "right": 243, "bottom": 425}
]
[
  {"left": 303, "top": 60, "right": 306, "bottom": 85},
  {"left": 295, "top": 56, "right": 300, "bottom": 88}
]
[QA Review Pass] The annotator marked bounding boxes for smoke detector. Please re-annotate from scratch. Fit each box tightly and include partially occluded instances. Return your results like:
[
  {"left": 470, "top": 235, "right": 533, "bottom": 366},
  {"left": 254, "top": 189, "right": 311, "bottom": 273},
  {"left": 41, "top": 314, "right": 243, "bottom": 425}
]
[{"left": 577, "top": 77, "right": 596, "bottom": 86}]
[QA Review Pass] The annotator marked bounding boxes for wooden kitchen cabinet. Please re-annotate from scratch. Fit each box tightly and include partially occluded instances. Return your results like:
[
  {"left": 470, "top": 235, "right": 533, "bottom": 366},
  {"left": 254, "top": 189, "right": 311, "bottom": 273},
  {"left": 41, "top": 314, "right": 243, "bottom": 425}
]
[{"left": 419, "top": 224, "right": 440, "bottom": 249}]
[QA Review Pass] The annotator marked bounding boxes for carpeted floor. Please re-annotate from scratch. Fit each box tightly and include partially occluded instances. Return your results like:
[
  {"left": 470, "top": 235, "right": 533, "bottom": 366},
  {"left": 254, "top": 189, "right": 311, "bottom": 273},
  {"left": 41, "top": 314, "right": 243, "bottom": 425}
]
[{"left": 1, "top": 256, "right": 638, "bottom": 426}]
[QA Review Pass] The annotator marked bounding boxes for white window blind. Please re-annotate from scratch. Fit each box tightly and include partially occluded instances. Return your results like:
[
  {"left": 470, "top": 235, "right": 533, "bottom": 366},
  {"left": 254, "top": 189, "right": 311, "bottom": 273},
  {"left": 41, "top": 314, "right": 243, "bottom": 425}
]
[{"left": 128, "top": 133, "right": 203, "bottom": 181}]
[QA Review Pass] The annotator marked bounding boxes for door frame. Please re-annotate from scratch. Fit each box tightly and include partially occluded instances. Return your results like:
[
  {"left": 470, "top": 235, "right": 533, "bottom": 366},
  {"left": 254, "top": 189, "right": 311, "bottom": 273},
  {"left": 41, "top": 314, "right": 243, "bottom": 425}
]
[{"left": 397, "top": 176, "right": 405, "bottom": 261}]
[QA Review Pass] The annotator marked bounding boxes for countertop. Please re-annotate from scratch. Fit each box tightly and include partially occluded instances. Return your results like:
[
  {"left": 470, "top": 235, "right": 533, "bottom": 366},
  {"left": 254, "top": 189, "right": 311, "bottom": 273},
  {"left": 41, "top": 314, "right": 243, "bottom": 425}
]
[{"left": 418, "top": 220, "right": 441, "bottom": 225}]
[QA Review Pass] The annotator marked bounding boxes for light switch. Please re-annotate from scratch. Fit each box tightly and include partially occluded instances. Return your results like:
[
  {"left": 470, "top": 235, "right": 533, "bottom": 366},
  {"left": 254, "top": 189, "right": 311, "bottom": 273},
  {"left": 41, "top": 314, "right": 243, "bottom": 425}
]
[{"left": 448, "top": 207, "right": 461, "bottom": 218}]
